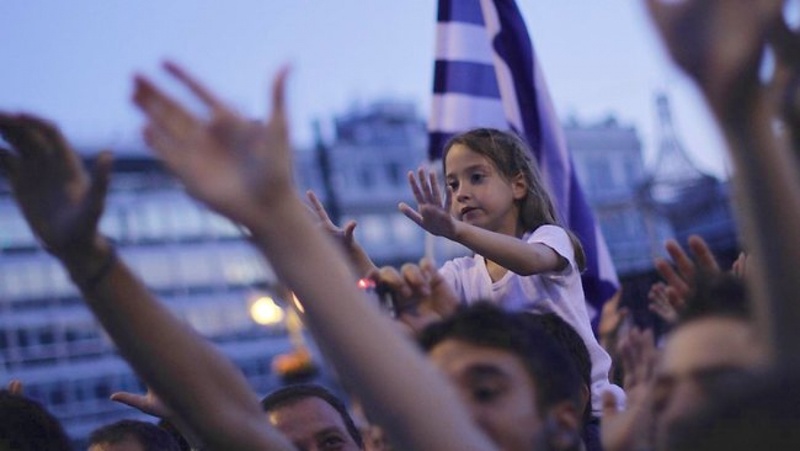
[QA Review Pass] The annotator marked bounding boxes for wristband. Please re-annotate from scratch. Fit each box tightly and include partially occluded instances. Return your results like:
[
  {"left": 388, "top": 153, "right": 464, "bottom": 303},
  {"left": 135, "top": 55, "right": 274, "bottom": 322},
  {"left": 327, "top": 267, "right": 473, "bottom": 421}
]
[{"left": 75, "top": 246, "right": 118, "bottom": 291}]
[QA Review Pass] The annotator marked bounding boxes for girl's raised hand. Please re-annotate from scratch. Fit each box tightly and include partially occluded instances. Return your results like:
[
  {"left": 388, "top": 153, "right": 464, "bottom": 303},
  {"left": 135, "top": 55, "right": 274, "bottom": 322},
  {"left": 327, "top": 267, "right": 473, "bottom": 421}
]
[
  {"left": 398, "top": 167, "right": 457, "bottom": 239},
  {"left": 133, "top": 62, "right": 292, "bottom": 228}
]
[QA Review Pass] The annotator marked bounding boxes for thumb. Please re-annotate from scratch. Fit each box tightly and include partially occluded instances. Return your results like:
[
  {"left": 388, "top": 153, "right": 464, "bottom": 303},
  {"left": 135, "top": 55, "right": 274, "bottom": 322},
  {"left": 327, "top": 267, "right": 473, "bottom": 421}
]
[
  {"left": 343, "top": 220, "right": 357, "bottom": 240},
  {"left": 110, "top": 391, "right": 146, "bottom": 409},
  {"left": 81, "top": 151, "right": 113, "bottom": 228}
]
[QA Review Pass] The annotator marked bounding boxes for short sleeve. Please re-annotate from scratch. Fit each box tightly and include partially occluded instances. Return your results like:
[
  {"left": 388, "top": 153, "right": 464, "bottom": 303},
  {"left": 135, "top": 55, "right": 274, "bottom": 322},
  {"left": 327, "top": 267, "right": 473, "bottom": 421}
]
[{"left": 529, "top": 225, "right": 576, "bottom": 274}]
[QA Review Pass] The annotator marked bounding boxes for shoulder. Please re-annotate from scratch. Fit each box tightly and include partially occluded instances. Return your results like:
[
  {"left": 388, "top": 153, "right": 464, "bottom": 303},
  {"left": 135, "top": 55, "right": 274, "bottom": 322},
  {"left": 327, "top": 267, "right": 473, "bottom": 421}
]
[
  {"left": 528, "top": 224, "right": 569, "bottom": 243},
  {"left": 528, "top": 225, "right": 575, "bottom": 269},
  {"left": 440, "top": 254, "right": 481, "bottom": 275}
]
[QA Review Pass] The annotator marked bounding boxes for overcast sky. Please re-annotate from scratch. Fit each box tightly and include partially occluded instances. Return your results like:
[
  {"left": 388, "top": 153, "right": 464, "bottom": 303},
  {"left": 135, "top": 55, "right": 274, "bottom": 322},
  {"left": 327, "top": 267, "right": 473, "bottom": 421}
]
[{"left": 0, "top": 1, "right": 729, "bottom": 177}]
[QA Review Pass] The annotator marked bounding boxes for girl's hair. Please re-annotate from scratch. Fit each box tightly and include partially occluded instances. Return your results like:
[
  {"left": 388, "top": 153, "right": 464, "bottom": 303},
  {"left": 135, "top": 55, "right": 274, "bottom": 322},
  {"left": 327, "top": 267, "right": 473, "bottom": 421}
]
[{"left": 442, "top": 128, "right": 586, "bottom": 270}]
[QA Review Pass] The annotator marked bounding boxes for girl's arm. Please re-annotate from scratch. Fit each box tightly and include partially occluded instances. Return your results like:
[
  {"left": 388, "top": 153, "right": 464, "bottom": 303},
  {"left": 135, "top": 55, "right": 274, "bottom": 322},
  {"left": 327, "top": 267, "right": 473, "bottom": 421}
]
[
  {"left": 451, "top": 221, "right": 567, "bottom": 275},
  {"left": 133, "top": 62, "right": 496, "bottom": 451},
  {"left": 0, "top": 114, "right": 293, "bottom": 451}
]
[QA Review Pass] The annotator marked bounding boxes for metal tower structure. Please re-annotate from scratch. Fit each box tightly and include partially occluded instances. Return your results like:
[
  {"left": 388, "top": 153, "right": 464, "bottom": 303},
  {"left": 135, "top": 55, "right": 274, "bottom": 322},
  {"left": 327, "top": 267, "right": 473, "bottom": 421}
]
[{"left": 646, "top": 92, "right": 714, "bottom": 204}]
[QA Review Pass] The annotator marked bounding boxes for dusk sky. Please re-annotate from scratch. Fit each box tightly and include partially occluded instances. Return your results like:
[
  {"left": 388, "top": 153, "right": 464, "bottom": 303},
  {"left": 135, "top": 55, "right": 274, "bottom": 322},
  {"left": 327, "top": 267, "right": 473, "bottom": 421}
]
[{"left": 1, "top": 1, "right": 729, "bottom": 177}]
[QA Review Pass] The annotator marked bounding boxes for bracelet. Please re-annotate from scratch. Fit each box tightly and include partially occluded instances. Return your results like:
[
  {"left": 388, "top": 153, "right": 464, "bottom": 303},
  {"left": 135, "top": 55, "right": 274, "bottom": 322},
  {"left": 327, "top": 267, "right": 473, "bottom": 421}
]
[{"left": 75, "top": 247, "right": 118, "bottom": 291}]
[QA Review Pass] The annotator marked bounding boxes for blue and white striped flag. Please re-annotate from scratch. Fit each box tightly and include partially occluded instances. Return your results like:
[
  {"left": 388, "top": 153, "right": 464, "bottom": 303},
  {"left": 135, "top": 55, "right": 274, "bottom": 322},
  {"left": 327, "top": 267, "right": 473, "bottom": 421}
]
[{"left": 429, "top": 0, "right": 619, "bottom": 326}]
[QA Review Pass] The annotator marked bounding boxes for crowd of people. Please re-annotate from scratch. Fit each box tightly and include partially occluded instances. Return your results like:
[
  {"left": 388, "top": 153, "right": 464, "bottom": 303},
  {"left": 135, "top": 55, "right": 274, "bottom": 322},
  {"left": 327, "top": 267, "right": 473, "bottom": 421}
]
[{"left": 2, "top": 0, "right": 800, "bottom": 450}]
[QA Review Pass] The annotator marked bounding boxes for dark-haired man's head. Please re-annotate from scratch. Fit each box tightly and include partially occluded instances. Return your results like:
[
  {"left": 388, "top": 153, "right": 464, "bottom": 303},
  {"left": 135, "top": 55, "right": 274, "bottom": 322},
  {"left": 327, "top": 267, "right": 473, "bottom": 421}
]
[
  {"left": 261, "top": 384, "right": 363, "bottom": 451},
  {"left": 665, "top": 366, "right": 800, "bottom": 451},
  {"left": 88, "top": 419, "right": 180, "bottom": 451},
  {"left": 652, "top": 272, "right": 766, "bottom": 447},
  {"left": 0, "top": 390, "right": 71, "bottom": 451},
  {"left": 419, "top": 302, "right": 584, "bottom": 451}
]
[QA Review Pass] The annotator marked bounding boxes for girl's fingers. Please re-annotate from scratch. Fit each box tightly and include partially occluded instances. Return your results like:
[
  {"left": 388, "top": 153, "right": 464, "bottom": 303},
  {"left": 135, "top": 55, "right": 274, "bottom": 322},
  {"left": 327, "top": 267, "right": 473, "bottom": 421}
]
[
  {"left": 417, "top": 167, "right": 433, "bottom": 200},
  {"left": 407, "top": 171, "right": 425, "bottom": 204},
  {"left": 398, "top": 202, "right": 423, "bottom": 227},
  {"left": 429, "top": 171, "right": 443, "bottom": 206}
]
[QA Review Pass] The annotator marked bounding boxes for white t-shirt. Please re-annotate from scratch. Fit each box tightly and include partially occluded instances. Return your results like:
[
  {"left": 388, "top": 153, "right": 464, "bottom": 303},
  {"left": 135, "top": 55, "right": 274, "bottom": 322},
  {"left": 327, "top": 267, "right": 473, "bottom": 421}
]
[{"left": 439, "top": 224, "right": 624, "bottom": 415}]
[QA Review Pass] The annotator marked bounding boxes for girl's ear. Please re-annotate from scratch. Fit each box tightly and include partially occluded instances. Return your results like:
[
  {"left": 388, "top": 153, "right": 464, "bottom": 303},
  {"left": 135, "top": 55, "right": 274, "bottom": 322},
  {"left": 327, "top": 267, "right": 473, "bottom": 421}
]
[{"left": 511, "top": 172, "right": 528, "bottom": 200}]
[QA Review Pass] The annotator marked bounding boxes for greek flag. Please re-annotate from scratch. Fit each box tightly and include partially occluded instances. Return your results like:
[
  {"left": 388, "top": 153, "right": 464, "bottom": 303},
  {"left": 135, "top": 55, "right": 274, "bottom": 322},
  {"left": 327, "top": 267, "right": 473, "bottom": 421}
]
[{"left": 429, "top": 0, "right": 619, "bottom": 325}]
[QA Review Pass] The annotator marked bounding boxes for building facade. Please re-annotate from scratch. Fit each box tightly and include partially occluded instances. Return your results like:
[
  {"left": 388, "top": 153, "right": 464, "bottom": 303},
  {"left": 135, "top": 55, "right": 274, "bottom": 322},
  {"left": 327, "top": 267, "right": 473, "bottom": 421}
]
[{"left": 0, "top": 153, "right": 290, "bottom": 445}]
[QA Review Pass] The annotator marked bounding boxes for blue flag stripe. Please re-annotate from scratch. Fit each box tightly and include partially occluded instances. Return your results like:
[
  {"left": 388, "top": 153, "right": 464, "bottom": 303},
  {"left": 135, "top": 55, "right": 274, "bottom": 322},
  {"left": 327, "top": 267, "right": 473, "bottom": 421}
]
[
  {"left": 433, "top": 61, "right": 501, "bottom": 98},
  {"left": 437, "top": 0, "right": 484, "bottom": 25}
]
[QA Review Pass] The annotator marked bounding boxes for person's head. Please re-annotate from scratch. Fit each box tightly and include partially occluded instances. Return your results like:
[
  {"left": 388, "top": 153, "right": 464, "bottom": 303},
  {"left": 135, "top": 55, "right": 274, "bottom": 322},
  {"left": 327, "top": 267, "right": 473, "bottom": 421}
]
[
  {"left": 520, "top": 312, "right": 592, "bottom": 423},
  {"left": 665, "top": 366, "right": 800, "bottom": 451},
  {"left": 261, "top": 384, "right": 363, "bottom": 451},
  {"left": 88, "top": 419, "right": 180, "bottom": 451},
  {"left": 442, "top": 128, "right": 585, "bottom": 268},
  {"left": 419, "top": 303, "right": 584, "bottom": 451},
  {"left": 0, "top": 390, "right": 71, "bottom": 451},
  {"left": 652, "top": 273, "right": 766, "bottom": 447}
]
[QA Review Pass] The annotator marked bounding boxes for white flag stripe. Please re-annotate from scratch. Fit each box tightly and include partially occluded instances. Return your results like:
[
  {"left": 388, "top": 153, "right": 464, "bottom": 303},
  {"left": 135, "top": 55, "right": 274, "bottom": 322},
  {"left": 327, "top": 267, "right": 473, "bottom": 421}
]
[
  {"left": 428, "top": 93, "right": 507, "bottom": 132},
  {"left": 434, "top": 22, "right": 495, "bottom": 64}
]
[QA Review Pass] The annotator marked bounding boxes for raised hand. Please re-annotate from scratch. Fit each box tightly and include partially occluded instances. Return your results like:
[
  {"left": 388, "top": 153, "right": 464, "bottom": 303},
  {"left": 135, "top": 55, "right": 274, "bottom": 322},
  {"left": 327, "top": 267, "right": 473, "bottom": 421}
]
[
  {"left": 0, "top": 113, "right": 112, "bottom": 259},
  {"left": 644, "top": 0, "right": 782, "bottom": 116},
  {"left": 306, "top": 189, "right": 357, "bottom": 247},
  {"left": 369, "top": 258, "right": 459, "bottom": 335},
  {"left": 647, "top": 282, "right": 681, "bottom": 325},
  {"left": 652, "top": 235, "right": 720, "bottom": 316},
  {"left": 398, "top": 167, "right": 457, "bottom": 239},
  {"left": 133, "top": 62, "right": 292, "bottom": 228},
  {"left": 601, "top": 328, "right": 658, "bottom": 451}
]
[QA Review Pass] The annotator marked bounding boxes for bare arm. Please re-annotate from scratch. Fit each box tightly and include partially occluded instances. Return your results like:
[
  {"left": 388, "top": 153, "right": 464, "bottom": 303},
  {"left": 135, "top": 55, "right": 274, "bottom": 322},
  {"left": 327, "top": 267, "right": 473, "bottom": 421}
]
[
  {"left": 0, "top": 113, "right": 293, "bottom": 451},
  {"left": 133, "top": 62, "right": 496, "bottom": 451},
  {"left": 646, "top": 0, "right": 800, "bottom": 365}
]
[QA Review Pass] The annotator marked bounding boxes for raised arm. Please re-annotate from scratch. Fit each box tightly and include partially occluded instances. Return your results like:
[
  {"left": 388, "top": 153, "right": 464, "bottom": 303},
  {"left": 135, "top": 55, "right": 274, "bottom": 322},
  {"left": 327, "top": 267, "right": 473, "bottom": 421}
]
[
  {"left": 133, "top": 62, "right": 496, "bottom": 451},
  {"left": 0, "top": 113, "right": 292, "bottom": 451},
  {"left": 646, "top": 0, "right": 800, "bottom": 365}
]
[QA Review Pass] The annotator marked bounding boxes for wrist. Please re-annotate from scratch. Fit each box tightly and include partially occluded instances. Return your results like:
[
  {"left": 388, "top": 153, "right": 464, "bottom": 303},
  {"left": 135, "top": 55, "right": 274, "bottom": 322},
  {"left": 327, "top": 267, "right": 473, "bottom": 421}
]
[
  {"left": 60, "top": 235, "right": 117, "bottom": 289},
  {"left": 246, "top": 193, "right": 308, "bottom": 241}
]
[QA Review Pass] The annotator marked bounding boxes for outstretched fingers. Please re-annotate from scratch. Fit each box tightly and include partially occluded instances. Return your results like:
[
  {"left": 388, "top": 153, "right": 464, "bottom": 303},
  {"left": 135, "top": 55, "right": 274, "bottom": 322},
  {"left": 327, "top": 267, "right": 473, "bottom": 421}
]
[
  {"left": 133, "top": 75, "right": 198, "bottom": 150},
  {"left": 687, "top": 234, "right": 720, "bottom": 272},
  {"left": 407, "top": 170, "right": 425, "bottom": 205},
  {"left": 268, "top": 66, "right": 290, "bottom": 132},
  {"left": 398, "top": 201, "right": 424, "bottom": 226},
  {"left": 164, "top": 61, "right": 227, "bottom": 113},
  {"left": 306, "top": 190, "right": 333, "bottom": 223}
]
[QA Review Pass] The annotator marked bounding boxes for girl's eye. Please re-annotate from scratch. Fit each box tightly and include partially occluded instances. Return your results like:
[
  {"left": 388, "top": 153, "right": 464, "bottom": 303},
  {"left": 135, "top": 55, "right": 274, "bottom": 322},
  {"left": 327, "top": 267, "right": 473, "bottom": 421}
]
[
  {"left": 470, "top": 173, "right": 485, "bottom": 184},
  {"left": 447, "top": 181, "right": 459, "bottom": 191}
]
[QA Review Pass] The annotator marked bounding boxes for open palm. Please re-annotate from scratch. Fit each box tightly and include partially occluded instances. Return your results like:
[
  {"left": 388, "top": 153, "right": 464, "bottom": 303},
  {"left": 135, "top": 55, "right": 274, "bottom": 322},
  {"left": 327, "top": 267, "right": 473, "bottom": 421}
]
[{"left": 133, "top": 62, "right": 292, "bottom": 227}]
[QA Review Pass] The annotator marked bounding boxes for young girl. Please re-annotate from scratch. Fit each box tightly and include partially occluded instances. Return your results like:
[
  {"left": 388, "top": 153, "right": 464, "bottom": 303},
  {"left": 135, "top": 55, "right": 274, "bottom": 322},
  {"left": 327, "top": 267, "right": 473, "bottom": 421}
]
[{"left": 398, "top": 127, "right": 623, "bottom": 417}]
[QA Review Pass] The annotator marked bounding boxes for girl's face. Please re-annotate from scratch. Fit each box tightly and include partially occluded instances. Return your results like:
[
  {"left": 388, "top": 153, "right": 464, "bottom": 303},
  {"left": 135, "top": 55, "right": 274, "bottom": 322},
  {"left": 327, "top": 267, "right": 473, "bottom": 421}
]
[{"left": 444, "top": 144, "right": 527, "bottom": 236}]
